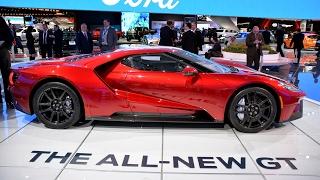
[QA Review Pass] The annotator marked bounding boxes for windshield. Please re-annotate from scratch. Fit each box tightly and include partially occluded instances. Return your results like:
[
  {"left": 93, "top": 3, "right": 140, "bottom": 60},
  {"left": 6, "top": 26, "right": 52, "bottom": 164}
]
[{"left": 173, "top": 49, "right": 231, "bottom": 73}]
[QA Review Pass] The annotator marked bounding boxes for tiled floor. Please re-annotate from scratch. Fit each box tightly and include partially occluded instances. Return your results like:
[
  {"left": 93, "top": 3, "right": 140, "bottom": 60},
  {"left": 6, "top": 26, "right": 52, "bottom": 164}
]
[{"left": 0, "top": 100, "right": 320, "bottom": 180}]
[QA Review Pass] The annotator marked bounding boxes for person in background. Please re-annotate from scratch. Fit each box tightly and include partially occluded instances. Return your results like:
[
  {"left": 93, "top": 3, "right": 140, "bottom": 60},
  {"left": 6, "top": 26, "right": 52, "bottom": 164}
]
[
  {"left": 9, "top": 24, "right": 24, "bottom": 54},
  {"left": 275, "top": 27, "right": 285, "bottom": 57},
  {"left": 225, "top": 36, "right": 236, "bottom": 47},
  {"left": 159, "top": 20, "right": 175, "bottom": 46},
  {"left": 99, "top": 19, "right": 117, "bottom": 52},
  {"left": 39, "top": 23, "right": 54, "bottom": 58},
  {"left": 76, "top": 23, "right": 93, "bottom": 54},
  {"left": 26, "top": 26, "right": 36, "bottom": 60},
  {"left": 246, "top": 26, "right": 264, "bottom": 70},
  {"left": 205, "top": 37, "right": 223, "bottom": 59},
  {"left": 191, "top": 22, "right": 204, "bottom": 54},
  {"left": 181, "top": 23, "right": 197, "bottom": 54},
  {"left": 0, "top": 17, "right": 14, "bottom": 108},
  {"left": 262, "top": 27, "right": 271, "bottom": 45},
  {"left": 53, "top": 25, "right": 63, "bottom": 58},
  {"left": 290, "top": 28, "right": 304, "bottom": 64},
  {"left": 312, "top": 58, "right": 320, "bottom": 84},
  {"left": 208, "top": 28, "right": 217, "bottom": 43}
]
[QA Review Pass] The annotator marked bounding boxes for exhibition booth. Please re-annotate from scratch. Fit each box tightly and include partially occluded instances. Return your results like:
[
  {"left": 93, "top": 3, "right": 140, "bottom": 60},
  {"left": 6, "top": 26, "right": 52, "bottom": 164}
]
[{"left": 0, "top": 0, "right": 320, "bottom": 180}]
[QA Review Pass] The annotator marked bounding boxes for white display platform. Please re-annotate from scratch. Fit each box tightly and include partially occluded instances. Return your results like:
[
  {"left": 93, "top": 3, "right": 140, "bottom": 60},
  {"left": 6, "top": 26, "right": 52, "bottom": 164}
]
[{"left": 0, "top": 99, "right": 320, "bottom": 180}]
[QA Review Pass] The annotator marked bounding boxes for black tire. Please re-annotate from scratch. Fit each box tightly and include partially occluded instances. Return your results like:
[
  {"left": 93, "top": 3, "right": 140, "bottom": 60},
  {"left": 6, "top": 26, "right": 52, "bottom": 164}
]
[
  {"left": 33, "top": 82, "right": 82, "bottom": 129},
  {"left": 228, "top": 87, "right": 277, "bottom": 133}
]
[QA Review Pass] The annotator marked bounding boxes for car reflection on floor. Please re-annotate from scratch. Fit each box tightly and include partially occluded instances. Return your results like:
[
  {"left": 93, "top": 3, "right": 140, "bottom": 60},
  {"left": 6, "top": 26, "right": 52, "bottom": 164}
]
[
  {"left": 312, "top": 59, "right": 320, "bottom": 83},
  {"left": 262, "top": 62, "right": 320, "bottom": 101}
]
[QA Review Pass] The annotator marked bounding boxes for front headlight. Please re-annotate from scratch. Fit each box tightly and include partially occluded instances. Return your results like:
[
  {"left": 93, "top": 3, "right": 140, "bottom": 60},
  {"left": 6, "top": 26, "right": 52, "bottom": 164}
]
[{"left": 278, "top": 82, "right": 300, "bottom": 92}]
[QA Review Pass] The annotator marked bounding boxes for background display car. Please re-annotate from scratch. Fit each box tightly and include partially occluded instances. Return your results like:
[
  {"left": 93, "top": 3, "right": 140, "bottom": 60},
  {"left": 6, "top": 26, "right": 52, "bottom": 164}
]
[
  {"left": 217, "top": 29, "right": 238, "bottom": 43},
  {"left": 216, "top": 29, "right": 238, "bottom": 38},
  {"left": 9, "top": 47, "right": 304, "bottom": 133},
  {"left": 16, "top": 27, "right": 39, "bottom": 42},
  {"left": 62, "top": 31, "right": 77, "bottom": 56},
  {"left": 92, "top": 28, "right": 124, "bottom": 40},
  {"left": 126, "top": 27, "right": 155, "bottom": 42},
  {"left": 284, "top": 33, "right": 319, "bottom": 49},
  {"left": 232, "top": 31, "right": 276, "bottom": 44},
  {"left": 142, "top": 33, "right": 160, "bottom": 45}
]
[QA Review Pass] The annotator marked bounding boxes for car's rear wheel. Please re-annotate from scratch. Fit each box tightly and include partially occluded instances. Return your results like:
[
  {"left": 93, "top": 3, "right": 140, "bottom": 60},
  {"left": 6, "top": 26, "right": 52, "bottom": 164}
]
[
  {"left": 228, "top": 87, "right": 277, "bottom": 133},
  {"left": 33, "top": 82, "right": 82, "bottom": 129}
]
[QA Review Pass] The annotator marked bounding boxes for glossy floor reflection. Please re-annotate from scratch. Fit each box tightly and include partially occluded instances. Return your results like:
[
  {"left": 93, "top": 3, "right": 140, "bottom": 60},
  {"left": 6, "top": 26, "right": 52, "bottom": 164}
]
[
  {"left": 0, "top": 99, "right": 319, "bottom": 180},
  {"left": 262, "top": 61, "right": 320, "bottom": 101}
]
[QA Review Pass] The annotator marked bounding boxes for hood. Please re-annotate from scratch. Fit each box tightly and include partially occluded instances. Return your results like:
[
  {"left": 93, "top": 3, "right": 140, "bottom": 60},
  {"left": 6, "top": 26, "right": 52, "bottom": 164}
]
[{"left": 214, "top": 58, "right": 287, "bottom": 83}]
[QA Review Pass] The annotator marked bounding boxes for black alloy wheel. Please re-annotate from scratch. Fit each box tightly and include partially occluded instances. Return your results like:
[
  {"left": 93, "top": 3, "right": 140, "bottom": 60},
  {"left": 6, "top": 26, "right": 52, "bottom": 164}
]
[
  {"left": 228, "top": 87, "right": 277, "bottom": 133},
  {"left": 33, "top": 82, "right": 82, "bottom": 129}
]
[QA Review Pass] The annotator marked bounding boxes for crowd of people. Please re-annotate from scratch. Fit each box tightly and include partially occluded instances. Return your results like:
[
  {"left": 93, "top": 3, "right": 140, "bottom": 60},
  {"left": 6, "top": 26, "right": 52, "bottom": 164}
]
[
  {"left": 159, "top": 21, "right": 204, "bottom": 55},
  {"left": 7, "top": 18, "right": 118, "bottom": 61},
  {"left": 0, "top": 17, "right": 119, "bottom": 106},
  {"left": 245, "top": 26, "right": 306, "bottom": 70}
]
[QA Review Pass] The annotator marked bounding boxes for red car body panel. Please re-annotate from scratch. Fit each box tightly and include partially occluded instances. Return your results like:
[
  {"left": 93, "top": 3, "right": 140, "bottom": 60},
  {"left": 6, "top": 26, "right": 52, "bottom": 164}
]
[{"left": 10, "top": 47, "right": 305, "bottom": 123}]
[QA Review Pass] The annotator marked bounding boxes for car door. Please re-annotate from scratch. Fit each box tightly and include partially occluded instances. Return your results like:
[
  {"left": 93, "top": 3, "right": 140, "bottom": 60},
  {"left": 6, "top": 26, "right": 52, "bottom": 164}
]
[{"left": 121, "top": 53, "right": 195, "bottom": 114}]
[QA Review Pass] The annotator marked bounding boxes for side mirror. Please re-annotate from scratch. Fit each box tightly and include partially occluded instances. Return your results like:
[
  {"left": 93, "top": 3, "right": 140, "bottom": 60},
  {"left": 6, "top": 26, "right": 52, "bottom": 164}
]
[{"left": 182, "top": 66, "right": 198, "bottom": 76}]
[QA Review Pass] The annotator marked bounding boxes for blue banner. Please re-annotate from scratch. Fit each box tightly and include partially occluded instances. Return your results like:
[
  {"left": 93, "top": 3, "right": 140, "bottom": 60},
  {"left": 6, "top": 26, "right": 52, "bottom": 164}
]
[{"left": 1, "top": 0, "right": 319, "bottom": 19}]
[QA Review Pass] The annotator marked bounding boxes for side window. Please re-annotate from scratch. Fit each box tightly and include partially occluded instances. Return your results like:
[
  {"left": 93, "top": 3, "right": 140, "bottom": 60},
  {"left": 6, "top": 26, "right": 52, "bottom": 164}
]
[{"left": 122, "top": 54, "right": 186, "bottom": 72}]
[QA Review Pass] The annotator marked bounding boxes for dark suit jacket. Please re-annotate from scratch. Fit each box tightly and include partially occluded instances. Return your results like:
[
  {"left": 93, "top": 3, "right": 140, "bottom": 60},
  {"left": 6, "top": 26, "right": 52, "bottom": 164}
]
[
  {"left": 262, "top": 30, "right": 271, "bottom": 44},
  {"left": 159, "top": 26, "right": 175, "bottom": 46},
  {"left": 275, "top": 29, "right": 285, "bottom": 43},
  {"left": 39, "top": 29, "right": 54, "bottom": 47},
  {"left": 194, "top": 29, "right": 204, "bottom": 50},
  {"left": 0, "top": 27, "right": 14, "bottom": 49},
  {"left": 99, "top": 27, "right": 117, "bottom": 49},
  {"left": 26, "top": 32, "right": 35, "bottom": 54},
  {"left": 246, "top": 32, "right": 264, "bottom": 56},
  {"left": 290, "top": 33, "right": 305, "bottom": 49},
  {"left": 76, "top": 31, "right": 93, "bottom": 54},
  {"left": 181, "top": 30, "right": 197, "bottom": 54},
  {"left": 54, "top": 29, "right": 63, "bottom": 47}
]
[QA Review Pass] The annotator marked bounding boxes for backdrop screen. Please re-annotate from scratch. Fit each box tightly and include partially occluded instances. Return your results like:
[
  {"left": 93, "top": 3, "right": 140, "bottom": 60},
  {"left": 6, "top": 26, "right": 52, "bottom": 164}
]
[
  {"left": 1, "top": 0, "right": 319, "bottom": 19},
  {"left": 121, "top": 12, "right": 149, "bottom": 32}
]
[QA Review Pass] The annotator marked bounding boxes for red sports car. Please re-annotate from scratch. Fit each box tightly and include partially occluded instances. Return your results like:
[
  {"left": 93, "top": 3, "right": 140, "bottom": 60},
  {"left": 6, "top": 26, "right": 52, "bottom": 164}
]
[{"left": 9, "top": 47, "right": 304, "bottom": 133}]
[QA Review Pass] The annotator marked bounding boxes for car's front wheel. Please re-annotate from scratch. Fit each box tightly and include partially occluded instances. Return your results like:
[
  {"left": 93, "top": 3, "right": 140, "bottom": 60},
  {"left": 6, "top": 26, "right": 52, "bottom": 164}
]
[
  {"left": 33, "top": 82, "right": 82, "bottom": 129},
  {"left": 228, "top": 87, "right": 277, "bottom": 133}
]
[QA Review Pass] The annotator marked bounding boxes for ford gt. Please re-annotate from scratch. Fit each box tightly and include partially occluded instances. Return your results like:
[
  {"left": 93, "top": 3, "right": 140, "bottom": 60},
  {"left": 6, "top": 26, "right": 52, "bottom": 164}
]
[{"left": 9, "top": 47, "right": 304, "bottom": 133}]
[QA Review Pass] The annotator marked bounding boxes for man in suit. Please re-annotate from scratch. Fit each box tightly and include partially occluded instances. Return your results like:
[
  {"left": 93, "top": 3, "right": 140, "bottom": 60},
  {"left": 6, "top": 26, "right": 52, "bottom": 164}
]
[
  {"left": 159, "top": 20, "right": 175, "bottom": 46},
  {"left": 290, "top": 28, "right": 305, "bottom": 64},
  {"left": 246, "top": 26, "right": 264, "bottom": 71},
  {"left": 53, "top": 25, "right": 63, "bottom": 57},
  {"left": 0, "top": 17, "right": 14, "bottom": 108},
  {"left": 262, "top": 27, "right": 271, "bottom": 45},
  {"left": 99, "top": 19, "right": 117, "bottom": 52},
  {"left": 181, "top": 23, "right": 197, "bottom": 54},
  {"left": 191, "top": 22, "right": 204, "bottom": 54},
  {"left": 275, "top": 27, "right": 285, "bottom": 57},
  {"left": 39, "top": 23, "right": 54, "bottom": 58},
  {"left": 10, "top": 24, "right": 24, "bottom": 54},
  {"left": 76, "top": 23, "right": 93, "bottom": 54}
]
